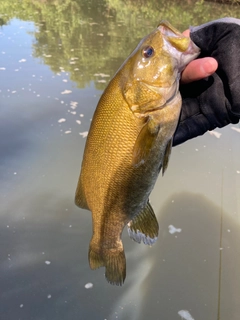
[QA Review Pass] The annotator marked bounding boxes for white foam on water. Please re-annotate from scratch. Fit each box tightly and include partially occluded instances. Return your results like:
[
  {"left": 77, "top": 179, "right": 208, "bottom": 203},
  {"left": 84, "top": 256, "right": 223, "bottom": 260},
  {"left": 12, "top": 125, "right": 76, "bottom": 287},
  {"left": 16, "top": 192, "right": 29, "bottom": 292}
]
[
  {"left": 58, "top": 118, "right": 66, "bottom": 123},
  {"left": 84, "top": 282, "right": 93, "bottom": 289},
  {"left": 168, "top": 225, "right": 182, "bottom": 234},
  {"left": 178, "top": 310, "right": 195, "bottom": 320},
  {"left": 70, "top": 101, "right": 78, "bottom": 109},
  {"left": 61, "top": 90, "right": 72, "bottom": 94},
  {"left": 208, "top": 130, "right": 222, "bottom": 138},
  {"left": 231, "top": 126, "right": 240, "bottom": 133},
  {"left": 80, "top": 131, "right": 88, "bottom": 138},
  {"left": 94, "top": 73, "right": 110, "bottom": 77}
]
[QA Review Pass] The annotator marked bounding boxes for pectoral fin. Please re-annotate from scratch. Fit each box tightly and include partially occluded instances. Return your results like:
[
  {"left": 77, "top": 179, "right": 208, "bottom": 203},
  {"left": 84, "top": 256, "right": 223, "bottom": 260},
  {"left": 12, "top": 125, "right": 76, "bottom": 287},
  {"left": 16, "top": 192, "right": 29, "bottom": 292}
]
[
  {"left": 127, "top": 201, "right": 159, "bottom": 246},
  {"left": 162, "top": 138, "right": 173, "bottom": 176},
  {"left": 132, "top": 119, "right": 160, "bottom": 166}
]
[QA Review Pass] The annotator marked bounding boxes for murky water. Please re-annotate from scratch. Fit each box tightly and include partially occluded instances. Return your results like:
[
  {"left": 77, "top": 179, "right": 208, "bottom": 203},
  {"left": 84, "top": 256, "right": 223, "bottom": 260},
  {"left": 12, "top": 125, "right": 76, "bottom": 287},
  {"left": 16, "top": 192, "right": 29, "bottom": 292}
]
[{"left": 1, "top": 1, "right": 240, "bottom": 319}]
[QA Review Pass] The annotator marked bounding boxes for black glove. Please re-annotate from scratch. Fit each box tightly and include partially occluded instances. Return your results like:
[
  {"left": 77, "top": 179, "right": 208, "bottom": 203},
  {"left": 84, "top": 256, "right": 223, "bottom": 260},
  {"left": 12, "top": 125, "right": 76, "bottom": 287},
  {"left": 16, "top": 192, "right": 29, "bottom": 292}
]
[{"left": 173, "top": 17, "right": 240, "bottom": 146}]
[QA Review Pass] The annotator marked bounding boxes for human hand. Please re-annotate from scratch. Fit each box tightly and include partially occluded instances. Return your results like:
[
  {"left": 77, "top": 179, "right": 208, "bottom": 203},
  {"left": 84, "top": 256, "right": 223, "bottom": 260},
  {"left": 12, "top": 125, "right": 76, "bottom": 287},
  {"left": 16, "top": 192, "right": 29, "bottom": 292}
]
[
  {"left": 181, "top": 30, "right": 218, "bottom": 84},
  {"left": 174, "top": 18, "right": 240, "bottom": 146},
  {"left": 181, "top": 56, "right": 218, "bottom": 84}
]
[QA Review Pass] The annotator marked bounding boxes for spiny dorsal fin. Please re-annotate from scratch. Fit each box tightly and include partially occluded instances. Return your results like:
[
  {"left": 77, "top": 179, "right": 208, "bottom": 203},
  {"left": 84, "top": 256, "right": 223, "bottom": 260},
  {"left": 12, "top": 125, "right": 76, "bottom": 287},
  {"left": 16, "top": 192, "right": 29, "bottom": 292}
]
[
  {"left": 127, "top": 201, "right": 159, "bottom": 246},
  {"left": 162, "top": 138, "right": 173, "bottom": 176}
]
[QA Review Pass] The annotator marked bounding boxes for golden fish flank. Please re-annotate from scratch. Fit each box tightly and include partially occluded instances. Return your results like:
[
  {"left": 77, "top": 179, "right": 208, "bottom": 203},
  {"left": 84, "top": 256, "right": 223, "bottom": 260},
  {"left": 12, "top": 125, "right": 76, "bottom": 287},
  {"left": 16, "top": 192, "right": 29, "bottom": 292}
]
[{"left": 75, "top": 21, "right": 200, "bottom": 285}]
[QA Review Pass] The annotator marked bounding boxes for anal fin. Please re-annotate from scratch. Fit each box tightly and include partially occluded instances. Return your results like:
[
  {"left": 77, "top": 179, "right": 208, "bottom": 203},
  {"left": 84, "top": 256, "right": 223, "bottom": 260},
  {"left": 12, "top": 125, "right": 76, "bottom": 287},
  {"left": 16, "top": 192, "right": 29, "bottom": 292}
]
[
  {"left": 75, "top": 178, "right": 89, "bottom": 210},
  {"left": 127, "top": 201, "right": 159, "bottom": 246}
]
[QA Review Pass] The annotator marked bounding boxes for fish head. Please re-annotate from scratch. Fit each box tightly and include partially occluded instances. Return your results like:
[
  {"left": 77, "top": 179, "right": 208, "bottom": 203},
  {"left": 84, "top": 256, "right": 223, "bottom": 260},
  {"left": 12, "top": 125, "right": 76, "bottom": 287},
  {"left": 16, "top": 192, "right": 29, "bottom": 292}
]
[{"left": 121, "top": 21, "right": 200, "bottom": 113}]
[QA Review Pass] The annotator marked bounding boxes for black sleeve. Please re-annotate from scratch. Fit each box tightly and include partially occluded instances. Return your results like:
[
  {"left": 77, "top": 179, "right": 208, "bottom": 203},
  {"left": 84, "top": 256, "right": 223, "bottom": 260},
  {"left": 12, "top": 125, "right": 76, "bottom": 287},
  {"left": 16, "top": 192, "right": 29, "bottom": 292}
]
[{"left": 173, "top": 18, "right": 240, "bottom": 146}]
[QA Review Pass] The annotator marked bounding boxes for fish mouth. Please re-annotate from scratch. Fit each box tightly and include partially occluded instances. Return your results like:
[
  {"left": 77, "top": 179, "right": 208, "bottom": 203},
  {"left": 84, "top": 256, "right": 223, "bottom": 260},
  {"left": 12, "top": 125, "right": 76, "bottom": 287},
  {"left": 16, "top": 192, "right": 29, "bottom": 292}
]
[
  {"left": 157, "top": 20, "right": 183, "bottom": 38},
  {"left": 158, "top": 21, "right": 200, "bottom": 55},
  {"left": 184, "top": 39, "right": 200, "bottom": 56},
  {"left": 157, "top": 20, "right": 200, "bottom": 69},
  {"left": 158, "top": 20, "right": 200, "bottom": 56}
]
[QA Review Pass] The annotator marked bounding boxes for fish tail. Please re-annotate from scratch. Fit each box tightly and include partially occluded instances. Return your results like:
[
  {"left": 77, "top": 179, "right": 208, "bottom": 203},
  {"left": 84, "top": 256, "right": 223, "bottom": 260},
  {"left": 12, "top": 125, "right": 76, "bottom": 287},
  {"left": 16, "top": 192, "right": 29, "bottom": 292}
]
[
  {"left": 88, "top": 243, "right": 126, "bottom": 286},
  {"left": 104, "top": 249, "right": 126, "bottom": 286}
]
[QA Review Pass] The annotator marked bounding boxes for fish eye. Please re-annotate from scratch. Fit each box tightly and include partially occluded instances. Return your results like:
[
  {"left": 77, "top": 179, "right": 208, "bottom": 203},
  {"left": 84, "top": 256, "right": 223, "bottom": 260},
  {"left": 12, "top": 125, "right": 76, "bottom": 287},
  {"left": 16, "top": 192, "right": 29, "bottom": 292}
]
[{"left": 142, "top": 46, "right": 154, "bottom": 58}]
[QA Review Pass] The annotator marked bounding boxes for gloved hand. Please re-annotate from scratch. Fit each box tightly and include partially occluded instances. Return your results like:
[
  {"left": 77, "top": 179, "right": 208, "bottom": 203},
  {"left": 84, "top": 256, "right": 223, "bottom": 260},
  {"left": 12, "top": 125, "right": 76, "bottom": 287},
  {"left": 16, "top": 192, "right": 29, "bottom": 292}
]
[{"left": 173, "top": 17, "right": 240, "bottom": 146}]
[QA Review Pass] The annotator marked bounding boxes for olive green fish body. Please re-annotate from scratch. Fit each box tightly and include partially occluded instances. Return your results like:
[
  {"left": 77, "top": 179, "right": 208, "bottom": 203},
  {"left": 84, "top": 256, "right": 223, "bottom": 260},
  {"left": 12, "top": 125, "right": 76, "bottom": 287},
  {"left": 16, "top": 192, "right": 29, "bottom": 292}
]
[{"left": 75, "top": 21, "right": 200, "bottom": 285}]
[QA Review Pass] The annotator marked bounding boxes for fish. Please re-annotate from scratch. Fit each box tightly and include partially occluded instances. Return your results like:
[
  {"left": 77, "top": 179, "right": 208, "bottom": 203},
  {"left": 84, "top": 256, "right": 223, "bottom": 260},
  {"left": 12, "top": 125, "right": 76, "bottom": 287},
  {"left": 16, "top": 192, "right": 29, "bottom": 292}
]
[{"left": 75, "top": 21, "right": 200, "bottom": 285}]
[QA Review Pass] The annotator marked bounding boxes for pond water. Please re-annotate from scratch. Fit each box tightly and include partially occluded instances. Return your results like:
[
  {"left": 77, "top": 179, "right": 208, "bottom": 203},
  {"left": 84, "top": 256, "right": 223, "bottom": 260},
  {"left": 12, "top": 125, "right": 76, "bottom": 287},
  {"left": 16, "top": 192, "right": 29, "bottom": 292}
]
[{"left": 0, "top": 1, "right": 240, "bottom": 319}]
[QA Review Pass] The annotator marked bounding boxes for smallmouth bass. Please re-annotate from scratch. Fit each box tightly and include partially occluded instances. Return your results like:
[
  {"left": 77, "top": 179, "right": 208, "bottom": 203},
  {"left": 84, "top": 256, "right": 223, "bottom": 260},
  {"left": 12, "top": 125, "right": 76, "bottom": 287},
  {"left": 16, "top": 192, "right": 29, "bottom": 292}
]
[{"left": 75, "top": 21, "right": 200, "bottom": 285}]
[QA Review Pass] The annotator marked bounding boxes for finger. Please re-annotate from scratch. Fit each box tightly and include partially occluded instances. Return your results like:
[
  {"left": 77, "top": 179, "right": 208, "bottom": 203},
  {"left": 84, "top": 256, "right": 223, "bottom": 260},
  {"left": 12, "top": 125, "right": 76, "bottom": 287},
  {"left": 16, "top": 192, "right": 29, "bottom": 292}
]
[
  {"left": 182, "top": 29, "right": 190, "bottom": 37},
  {"left": 181, "top": 57, "right": 218, "bottom": 84}
]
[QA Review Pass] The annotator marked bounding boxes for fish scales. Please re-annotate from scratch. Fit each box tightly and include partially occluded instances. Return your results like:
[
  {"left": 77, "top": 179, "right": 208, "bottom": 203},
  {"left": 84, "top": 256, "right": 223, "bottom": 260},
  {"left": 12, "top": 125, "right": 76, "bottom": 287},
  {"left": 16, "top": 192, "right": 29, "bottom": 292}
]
[
  {"left": 75, "top": 21, "right": 200, "bottom": 285},
  {"left": 79, "top": 76, "right": 140, "bottom": 206}
]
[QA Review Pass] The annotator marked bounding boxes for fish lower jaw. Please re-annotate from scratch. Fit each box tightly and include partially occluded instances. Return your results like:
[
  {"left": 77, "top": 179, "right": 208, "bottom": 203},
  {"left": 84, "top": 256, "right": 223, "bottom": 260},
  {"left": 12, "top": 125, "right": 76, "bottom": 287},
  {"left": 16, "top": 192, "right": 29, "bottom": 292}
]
[{"left": 179, "top": 42, "right": 200, "bottom": 71}]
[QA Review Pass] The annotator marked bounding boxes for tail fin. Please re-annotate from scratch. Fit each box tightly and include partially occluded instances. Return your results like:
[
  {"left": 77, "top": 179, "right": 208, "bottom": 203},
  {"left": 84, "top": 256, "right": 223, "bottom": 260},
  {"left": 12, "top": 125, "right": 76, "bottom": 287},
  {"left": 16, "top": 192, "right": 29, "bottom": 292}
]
[
  {"left": 104, "top": 250, "right": 126, "bottom": 286},
  {"left": 88, "top": 245, "right": 126, "bottom": 286}
]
